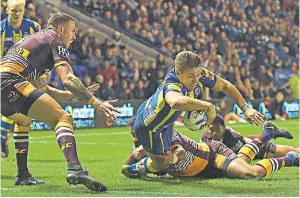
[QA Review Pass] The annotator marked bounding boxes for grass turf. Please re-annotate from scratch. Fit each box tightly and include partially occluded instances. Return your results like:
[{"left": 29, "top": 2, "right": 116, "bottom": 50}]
[{"left": 1, "top": 119, "right": 299, "bottom": 197}]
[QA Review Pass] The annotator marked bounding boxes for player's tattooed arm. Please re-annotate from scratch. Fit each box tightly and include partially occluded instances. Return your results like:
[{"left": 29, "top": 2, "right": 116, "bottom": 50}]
[{"left": 55, "top": 62, "right": 121, "bottom": 122}]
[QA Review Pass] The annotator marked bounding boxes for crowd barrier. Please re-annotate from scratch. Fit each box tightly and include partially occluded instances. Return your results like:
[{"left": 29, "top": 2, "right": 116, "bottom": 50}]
[{"left": 30, "top": 99, "right": 299, "bottom": 130}]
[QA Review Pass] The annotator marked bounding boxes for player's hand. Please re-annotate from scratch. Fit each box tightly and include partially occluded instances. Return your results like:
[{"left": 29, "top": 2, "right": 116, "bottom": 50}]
[
  {"left": 95, "top": 99, "right": 122, "bottom": 122},
  {"left": 244, "top": 108, "right": 265, "bottom": 126},
  {"left": 87, "top": 84, "right": 100, "bottom": 95},
  {"left": 206, "top": 104, "right": 216, "bottom": 127},
  {"left": 171, "top": 144, "right": 187, "bottom": 165},
  {"left": 132, "top": 145, "right": 147, "bottom": 160}
]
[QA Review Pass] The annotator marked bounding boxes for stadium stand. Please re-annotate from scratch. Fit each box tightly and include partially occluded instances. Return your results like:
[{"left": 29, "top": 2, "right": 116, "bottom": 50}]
[{"left": 1, "top": 0, "right": 299, "bottom": 101}]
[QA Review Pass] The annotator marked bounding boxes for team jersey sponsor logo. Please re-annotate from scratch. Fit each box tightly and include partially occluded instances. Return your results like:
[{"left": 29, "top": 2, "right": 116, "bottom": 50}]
[
  {"left": 5, "top": 37, "right": 13, "bottom": 41},
  {"left": 57, "top": 46, "right": 70, "bottom": 59}
]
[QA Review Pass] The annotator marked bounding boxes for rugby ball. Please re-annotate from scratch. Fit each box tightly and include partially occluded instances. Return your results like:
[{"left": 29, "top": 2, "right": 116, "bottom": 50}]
[{"left": 183, "top": 110, "right": 208, "bottom": 131}]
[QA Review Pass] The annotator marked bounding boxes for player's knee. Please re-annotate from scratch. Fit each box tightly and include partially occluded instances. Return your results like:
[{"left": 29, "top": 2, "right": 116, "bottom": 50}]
[{"left": 50, "top": 111, "right": 73, "bottom": 129}]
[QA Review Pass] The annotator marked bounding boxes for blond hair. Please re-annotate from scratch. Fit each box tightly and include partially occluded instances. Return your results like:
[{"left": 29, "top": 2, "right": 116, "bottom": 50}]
[
  {"left": 174, "top": 51, "right": 203, "bottom": 73},
  {"left": 7, "top": 0, "right": 25, "bottom": 8}
]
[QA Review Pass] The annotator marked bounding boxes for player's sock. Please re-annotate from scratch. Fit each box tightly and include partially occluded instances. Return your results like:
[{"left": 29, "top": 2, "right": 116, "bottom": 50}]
[
  {"left": 13, "top": 125, "right": 30, "bottom": 174},
  {"left": 238, "top": 123, "right": 273, "bottom": 161},
  {"left": 128, "top": 157, "right": 159, "bottom": 174},
  {"left": 256, "top": 157, "right": 288, "bottom": 177},
  {"left": 55, "top": 121, "right": 81, "bottom": 167},
  {"left": 1, "top": 116, "right": 13, "bottom": 158}
]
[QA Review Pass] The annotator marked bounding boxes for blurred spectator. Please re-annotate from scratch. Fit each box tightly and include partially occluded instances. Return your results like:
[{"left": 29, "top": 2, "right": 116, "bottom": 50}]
[
  {"left": 288, "top": 72, "right": 299, "bottom": 100},
  {"left": 97, "top": 59, "right": 120, "bottom": 86},
  {"left": 267, "top": 92, "right": 287, "bottom": 120}
]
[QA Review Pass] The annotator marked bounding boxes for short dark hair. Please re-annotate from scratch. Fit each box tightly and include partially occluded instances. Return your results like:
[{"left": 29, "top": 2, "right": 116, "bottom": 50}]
[
  {"left": 47, "top": 12, "right": 75, "bottom": 28},
  {"left": 211, "top": 115, "right": 225, "bottom": 127},
  {"left": 175, "top": 51, "right": 203, "bottom": 73}
]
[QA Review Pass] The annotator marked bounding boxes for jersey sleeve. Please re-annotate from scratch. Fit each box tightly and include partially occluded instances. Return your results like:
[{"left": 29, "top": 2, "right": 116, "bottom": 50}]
[
  {"left": 172, "top": 131, "right": 199, "bottom": 154},
  {"left": 32, "top": 21, "right": 41, "bottom": 32},
  {"left": 50, "top": 38, "right": 70, "bottom": 67},
  {"left": 199, "top": 68, "right": 217, "bottom": 88},
  {"left": 163, "top": 82, "right": 184, "bottom": 95}
]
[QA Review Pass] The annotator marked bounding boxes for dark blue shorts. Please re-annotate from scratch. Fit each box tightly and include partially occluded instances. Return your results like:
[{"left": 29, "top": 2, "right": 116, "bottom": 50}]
[{"left": 133, "top": 113, "right": 173, "bottom": 155}]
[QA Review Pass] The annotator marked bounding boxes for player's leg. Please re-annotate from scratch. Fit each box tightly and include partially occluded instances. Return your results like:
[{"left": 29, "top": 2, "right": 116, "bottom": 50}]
[
  {"left": 11, "top": 114, "right": 46, "bottom": 185},
  {"left": 238, "top": 121, "right": 292, "bottom": 163},
  {"left": 1, "top": 116, "right": 13, "bottom": 158},
  {"left": 7, "top": 87, "right": 106, "bottom": 191},
  {"left": 274, "top": 145, "right": 299, "bottom": 157},
  {"left": 123, "top": 120, "right": 176, "bottom": 176}
]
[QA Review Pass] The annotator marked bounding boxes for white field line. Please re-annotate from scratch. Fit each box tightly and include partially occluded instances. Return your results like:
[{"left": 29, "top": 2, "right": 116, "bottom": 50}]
[
  {"left": 1, "top": 188, "right": 188, "bottom": 196},
  {"left": 29, "top": 131, "right": 129, "bottom": 140}
]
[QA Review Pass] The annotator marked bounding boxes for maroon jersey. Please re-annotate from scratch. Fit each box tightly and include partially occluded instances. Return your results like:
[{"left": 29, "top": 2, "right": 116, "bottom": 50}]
[
  {"left": 201, "top": 127, "right": 246, "bottom": 154},
  {"left": 0, "top": 29, "right": 70, "bottom": 81}
]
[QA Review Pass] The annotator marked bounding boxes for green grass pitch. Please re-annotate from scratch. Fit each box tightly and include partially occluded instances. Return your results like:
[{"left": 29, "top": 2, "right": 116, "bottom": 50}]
[{"left": 1, "top": 120, "right": 299, "bottom": 197}]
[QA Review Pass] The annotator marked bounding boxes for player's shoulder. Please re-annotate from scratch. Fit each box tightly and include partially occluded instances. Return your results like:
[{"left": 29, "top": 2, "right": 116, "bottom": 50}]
[
  {"left": 164, "top": 69, "right": 180, "bottom": 82},
  {"left": 225, "top": 126, "right": 242, "bottom": 137},
  {"left": 23, "top": 18, "right": 41, "bottom": 31}
]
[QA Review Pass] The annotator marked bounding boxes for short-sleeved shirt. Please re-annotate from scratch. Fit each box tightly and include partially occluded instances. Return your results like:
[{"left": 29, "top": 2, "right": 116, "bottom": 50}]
[
  {"left": 0, "top": 29, "right": 70, "bottom": 81},
  {"left": 140, "top": 68, "right": 217, "bottom": 132},
  {"left": 1, "top": 18, "right": 40, "bottom": 57}
]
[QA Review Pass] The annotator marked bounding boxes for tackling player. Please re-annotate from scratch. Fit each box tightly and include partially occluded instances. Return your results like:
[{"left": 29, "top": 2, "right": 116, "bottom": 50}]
[
  {"left": 1, "top": 0, "right": 40, "bottom": 158},
  {"left": 0, "top": 12, "right": 121, "bottom": 192},
  {"left": 132, "top": 51, "right": 265, "bottom": 176},
  {"left": 201, "top": 115, "right": 299, "bottom": 162},
  {"left": 123, "top": 117, "right": 299, "bottom": 179}
]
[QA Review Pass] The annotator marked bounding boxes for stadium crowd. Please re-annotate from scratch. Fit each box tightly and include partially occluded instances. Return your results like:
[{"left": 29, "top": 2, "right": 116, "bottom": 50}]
[{"left": 1, "top": 0, "right": 299, "bottom": 102}]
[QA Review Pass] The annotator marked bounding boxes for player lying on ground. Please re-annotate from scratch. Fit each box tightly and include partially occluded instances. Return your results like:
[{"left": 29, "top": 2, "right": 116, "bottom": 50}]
[
  {"left": 201, "top": 115, "right": 298, "bottom": 162},
  {"left": 122, "top": 117, "right": 299, "bottom": 179},
  {"left": 132, "top": 51, "right": 265, "bottom": 177},
  {"left": 0, "top": 12, "right": 121, "bottom": 192}
]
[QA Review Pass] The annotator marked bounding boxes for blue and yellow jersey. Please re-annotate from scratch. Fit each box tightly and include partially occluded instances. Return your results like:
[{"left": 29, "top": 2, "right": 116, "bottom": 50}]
[
  {"left": 0, "top": 17, "right": 40, "bottom": 57},
  {"left": 141, "top": 68, "right": 217, "bottom": 132}
]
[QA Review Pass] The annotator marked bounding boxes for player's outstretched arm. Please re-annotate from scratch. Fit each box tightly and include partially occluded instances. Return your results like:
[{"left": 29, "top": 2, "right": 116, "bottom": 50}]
[
  {"left": 165, "top": 91, "right": 216, "bottom": 125},
  {"left": 55, "top": 62, "right": 121, "bottom": 122},
  {"left": 212, "top": 77, "right": 264, "bottom": 126}
]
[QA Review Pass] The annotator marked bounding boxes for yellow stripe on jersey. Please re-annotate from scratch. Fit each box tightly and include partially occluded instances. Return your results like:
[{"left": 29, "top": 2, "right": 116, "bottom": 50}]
[
  {"left": 183, "top": 157, "right": 208, "bottom": 176},
  {"left": 21, "top": 48, "right": 30, "bottom": 58},
  {"left": 1, "top": 116, "right": 14, "bottom": 124},
  {"left": 188, "top": 91, "right": 194, "bottom": 99},
  {"left": 197, "top": 82, "right": 203, "bottom": 89},
  {"left": 198, "top": 143, "right": 210, "bottom": 152},
  {"left": 54, "top": 60, "right": 69, "bottom": 68},
  {"left": 214, "top": 154, "right": 227, "bottom": 169},
  {"left": 13, "top": 31, "right": 22, "bottom": 44},
  {"left": 1, "top": 31, "right": 6, "bottom": 57},
  {"left": 15, "top": 81, "right": 36, "bottom": 97},
  {"left": 152, "top": 108, "right": 176, "bottom": 132},
  {"left": 34, "top": 22, "right": 41, "bottom": 31},
  {"left": 29, "top": 27, "right": 35, "bottom": 35},
  {"left": 167, "top": 83, "right": 182, "bottom": 92},
  {"left": 160, "top": 132, "right": 164, "bottom": 153},
  {"left": 148, "top": 130, "right": 153, "bottom": 149},
  {"left": 144, "top": 88, "right": 165, "bottom": 126},
  {"left": 0, "top": 127, "right": 10, "bottom": 133}
]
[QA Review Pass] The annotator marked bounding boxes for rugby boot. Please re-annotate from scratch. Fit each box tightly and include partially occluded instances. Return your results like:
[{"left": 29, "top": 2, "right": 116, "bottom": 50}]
[
  {"left": 263, "top": 121, "right": 293, "bottom": 139},
  {"left": 15, "top": 171, "right": 46, "bottom": 185},
  {"left": 66, "top": 164, "right": 107, "bottom": 192},
  {"left": 285, "top": 151, "right": 300, "bottom": 167}
]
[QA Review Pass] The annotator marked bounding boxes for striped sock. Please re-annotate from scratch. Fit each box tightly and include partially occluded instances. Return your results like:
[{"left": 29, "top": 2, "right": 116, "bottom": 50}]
[
  {"left": 14, "top": 125, "right": 30, "bottom": 173},
  {"left": 238, "top": 132, "right": 272, "bottom": 161},
  {"left": 256, "top": 157, "right": 287, "bottom": 177},
  {"left": 55, "top": 122, "right": 80, "bottom": 166}
]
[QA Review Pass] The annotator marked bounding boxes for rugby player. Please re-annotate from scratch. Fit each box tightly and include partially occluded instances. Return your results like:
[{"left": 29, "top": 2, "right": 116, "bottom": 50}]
[
  {"left": 0, "top": 12, "right": 121, "bottom": 192},
  {"left": 201, "top": 115, "right": 298, "bottom": 162},
  {"left": 132, "top": 51, "right": 265, "bottom": 175},
  {"left": 1, "top": 0, "right": 40, "bottom": 158},
  {"left": 123, "top": 117, "right": 299, "bottom": 179}
]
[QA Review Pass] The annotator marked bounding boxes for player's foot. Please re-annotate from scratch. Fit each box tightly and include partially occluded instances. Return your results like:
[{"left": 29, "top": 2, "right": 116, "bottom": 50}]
[
  {"left": 1, "top": 142, "right": 9, "bottom": 158},
  {"left": 121, "top": 165, "right": 143, "bottom": 178},
  {"left": 263, "top": 121, "right": 293, "bottom": 139},
  {"left": 66, "top": 165, "right": 107, "bottom": 192},
  {"left": 15, "top": 171, "right": 46, "bottom": 185},
  {"left": 285, "top": 151, "right": 299, "bottom": 167}
]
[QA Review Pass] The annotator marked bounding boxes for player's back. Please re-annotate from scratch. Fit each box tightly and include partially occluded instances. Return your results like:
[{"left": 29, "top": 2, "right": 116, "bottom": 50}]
[{"left": 0, "top": 29, "right": 69, "bottom": 81}]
